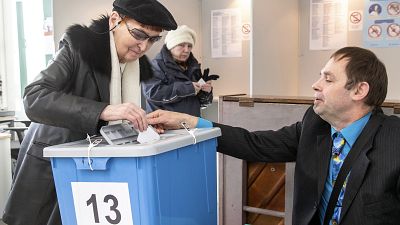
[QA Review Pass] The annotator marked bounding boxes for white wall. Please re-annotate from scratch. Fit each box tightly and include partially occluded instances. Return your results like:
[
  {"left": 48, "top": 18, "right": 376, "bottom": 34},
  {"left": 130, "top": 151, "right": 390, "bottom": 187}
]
[
  {"left": 54, "top": 0, "right": 253, "bottom": 97},
  {"left": 208, "top": 0, "right": 399, "bottom": 99},
  {"left": 14, "top": 0, "right": 400, "bottom": 111},
  {"left": 23, "top": 0, "right": 49, "bottom": 85},
  {"left": 201, "top": 0, "right": 251, "bottom": 96},
  {"left": 252, "top": 0, "right": 299, "bottom": 96},
  {"left": 53, "top": 0, "right": 113, "bottom": 48},
  {"left": 0, "top": 0, "right": 7, "bottom": 109},
  {"left": 298, "top": 0, "right": 400, "bottom": 99}
]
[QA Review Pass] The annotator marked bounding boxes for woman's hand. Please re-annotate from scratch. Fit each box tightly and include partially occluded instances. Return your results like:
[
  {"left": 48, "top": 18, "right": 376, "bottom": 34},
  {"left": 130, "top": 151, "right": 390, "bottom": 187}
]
[
  {"left": 193, "top": 82, "right": 202, "bottom": 95},
  {"left": 100, "top": 103, "right": 147, "bottom": 131},
  {"left": 201, "top": 81, "right": 213, "bottom": 93}
]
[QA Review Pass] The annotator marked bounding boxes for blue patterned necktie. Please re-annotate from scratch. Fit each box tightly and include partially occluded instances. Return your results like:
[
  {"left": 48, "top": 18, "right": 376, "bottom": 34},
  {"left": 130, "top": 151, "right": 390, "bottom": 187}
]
[
  {"left": 330, "top": 132, "right": 347, "bottom": 224},
  {"left": 332, "top": 133, "right": 345, "bottom": 157}
]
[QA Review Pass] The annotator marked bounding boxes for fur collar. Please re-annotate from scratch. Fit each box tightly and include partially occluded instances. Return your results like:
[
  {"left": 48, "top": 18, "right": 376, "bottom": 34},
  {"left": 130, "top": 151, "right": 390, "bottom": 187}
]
[{"left": 64, "top": 15, "right": 152, "bottom": 81}]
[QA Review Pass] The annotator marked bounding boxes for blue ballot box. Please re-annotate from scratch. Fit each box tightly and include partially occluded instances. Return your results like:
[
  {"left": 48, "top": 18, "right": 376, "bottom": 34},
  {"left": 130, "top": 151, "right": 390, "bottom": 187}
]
[{"left": 43, "top": 128, "right": 221, "bottom": 225}]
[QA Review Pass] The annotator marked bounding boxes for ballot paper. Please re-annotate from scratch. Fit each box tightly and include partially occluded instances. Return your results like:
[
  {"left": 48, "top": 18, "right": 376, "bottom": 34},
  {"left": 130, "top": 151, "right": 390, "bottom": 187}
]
[
  {"left": 197, "top": 78, "right": 206, "bottom": 87},
  {"left": 137, "top": 125, "right": 160, "bottom": 144}
]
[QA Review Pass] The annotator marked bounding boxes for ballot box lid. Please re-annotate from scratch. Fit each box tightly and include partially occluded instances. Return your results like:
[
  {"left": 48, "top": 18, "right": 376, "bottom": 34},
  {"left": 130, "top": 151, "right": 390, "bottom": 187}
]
[{"left": 43, "top": 128, "right": 221, "bottom": 158}]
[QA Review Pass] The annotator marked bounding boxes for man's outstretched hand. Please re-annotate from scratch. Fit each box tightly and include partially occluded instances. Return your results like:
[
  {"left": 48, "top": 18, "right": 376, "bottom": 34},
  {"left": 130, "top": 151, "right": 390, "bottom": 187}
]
[{"left": 146, "top": 110, "right": 198, "bottom": 133}]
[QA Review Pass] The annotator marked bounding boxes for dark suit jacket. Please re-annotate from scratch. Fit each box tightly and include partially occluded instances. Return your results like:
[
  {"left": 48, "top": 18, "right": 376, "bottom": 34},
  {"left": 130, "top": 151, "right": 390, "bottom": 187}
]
[{"left": 214, "top": 106, "right": 400, "bottom": 225}]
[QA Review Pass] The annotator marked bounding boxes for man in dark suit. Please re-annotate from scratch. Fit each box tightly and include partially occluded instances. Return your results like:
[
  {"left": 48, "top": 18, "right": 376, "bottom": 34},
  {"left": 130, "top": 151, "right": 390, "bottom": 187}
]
[{"left": 146, "top": 46, "right": 400, "bottom": 225}]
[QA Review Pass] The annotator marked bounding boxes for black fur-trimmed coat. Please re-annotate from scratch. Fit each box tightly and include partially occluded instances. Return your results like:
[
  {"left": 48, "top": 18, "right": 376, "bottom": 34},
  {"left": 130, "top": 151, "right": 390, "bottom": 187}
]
[{"left": 2, "top": 16, "right": 153, "bottom": 225}]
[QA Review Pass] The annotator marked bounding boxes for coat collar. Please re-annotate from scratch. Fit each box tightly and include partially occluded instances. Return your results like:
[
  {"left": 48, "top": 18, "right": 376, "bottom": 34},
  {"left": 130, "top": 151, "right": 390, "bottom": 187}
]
[
  {"left": 64, "top": 17, "right": 111, "bottom": 102},
  {"left": 66, "top": 15, "right": 111, "bottom": 75},
  {"left": 339, "top": 110, "right": 384, "bottom": 220}
]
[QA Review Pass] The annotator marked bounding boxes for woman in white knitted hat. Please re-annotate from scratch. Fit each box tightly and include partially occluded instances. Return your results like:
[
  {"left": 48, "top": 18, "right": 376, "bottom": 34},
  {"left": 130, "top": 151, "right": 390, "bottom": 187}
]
[{"left": 142, "top": 25, "right": 214, "bottom": 117}]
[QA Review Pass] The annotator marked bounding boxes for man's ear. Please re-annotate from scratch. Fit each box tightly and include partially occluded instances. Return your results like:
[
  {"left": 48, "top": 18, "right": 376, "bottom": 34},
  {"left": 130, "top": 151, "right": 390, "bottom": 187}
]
[{"left": 352, "top": 81, "right": 370, "bottom": 101}]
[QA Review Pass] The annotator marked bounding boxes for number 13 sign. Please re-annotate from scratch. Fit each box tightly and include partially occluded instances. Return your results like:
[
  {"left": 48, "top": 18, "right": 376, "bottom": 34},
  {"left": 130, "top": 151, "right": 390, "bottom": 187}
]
[{"left": 71, "top": 182, "right": 134, "bottom": 225}]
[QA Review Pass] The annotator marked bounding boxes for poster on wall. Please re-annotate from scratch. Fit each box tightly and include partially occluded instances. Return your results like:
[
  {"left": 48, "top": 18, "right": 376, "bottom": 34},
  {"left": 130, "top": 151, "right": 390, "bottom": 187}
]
[
  {"left": 363, "top": 1, "right": 400, "bottom": 48},
  {"left": 309, "top": 0, "right": 348, "bottom": 50},
  {"left": 211, "top": 8, "right": 242, "bottom": 58}
]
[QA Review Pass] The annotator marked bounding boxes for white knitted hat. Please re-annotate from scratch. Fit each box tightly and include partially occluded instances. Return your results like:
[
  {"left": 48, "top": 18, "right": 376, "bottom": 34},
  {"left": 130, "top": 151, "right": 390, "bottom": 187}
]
[{"left": 165, "top": 25, "right": 196, "bottom": 50}]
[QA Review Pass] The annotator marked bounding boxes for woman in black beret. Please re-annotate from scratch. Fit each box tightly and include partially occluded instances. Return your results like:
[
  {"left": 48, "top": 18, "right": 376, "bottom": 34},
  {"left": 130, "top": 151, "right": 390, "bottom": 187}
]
[{"left": 2, "top": 1, "right": 176, "bottom": 225}]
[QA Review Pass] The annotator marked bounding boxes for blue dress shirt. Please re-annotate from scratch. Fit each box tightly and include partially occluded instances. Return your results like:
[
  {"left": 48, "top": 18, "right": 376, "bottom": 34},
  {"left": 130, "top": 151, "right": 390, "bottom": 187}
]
[{"left": 319, "top": 112, "right": 371, "bottom": 224}]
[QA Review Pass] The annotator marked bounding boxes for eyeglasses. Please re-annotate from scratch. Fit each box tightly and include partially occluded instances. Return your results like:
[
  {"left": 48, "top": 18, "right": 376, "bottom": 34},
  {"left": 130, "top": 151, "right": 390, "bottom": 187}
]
[{"left": 125, "top": 22, "right": 162, "bottom": 43}]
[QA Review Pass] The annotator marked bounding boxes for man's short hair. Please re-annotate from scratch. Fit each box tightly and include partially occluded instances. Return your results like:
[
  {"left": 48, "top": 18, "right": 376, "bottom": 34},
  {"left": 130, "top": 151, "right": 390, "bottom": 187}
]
[{"left": 331, "top": 47, "right": 387, "bottom": 107}]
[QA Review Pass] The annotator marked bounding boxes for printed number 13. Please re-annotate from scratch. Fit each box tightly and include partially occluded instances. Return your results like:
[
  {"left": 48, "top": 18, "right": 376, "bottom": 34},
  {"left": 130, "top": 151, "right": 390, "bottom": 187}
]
[{"left": 86, "top": 194, "right": 122, "bottom": 224}]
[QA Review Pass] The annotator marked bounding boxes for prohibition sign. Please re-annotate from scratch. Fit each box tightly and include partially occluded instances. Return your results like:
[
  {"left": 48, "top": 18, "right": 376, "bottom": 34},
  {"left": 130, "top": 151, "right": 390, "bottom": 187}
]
[
  {"left": 388, "top": 2, "right": 400, "bottom": 16},
  {"left": 349, "top": 12, "right": 362, "bottom": 24},
  {"left": 368, "top": 24, "right": 382, "bottom": 38},
  {"left": 242, "top": 24, "right": 251, "bottom": 34},
  {"left": 387, "top": 23, "right": 400, "bottom": 37}
]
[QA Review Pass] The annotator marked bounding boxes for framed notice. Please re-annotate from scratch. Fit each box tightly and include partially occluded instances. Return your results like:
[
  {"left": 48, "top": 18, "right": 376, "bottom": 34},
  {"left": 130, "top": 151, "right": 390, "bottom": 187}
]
[{"left": 211, "top": 8, "right": 242, "bottom": 58}]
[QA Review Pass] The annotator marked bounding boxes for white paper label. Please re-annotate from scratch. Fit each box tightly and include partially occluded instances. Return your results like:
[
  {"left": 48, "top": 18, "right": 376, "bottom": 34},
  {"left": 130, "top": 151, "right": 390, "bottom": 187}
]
[{"left": 71, "top": 182, "right": 134, "bottom": 225}]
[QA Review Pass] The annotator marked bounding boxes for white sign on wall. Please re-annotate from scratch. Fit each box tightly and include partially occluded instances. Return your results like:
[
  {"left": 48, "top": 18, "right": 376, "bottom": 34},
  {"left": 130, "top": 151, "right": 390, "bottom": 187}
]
[
  {"left": 349, "top": 10, "right": 363, "bottom": 31},
  {"left": 309, "top": 0, "right": 348, "bottom": 50},
  {"left": 241, "top": 23, "right": 251, "bottom": 40},
  {"left": 71, "top": 182, "right": 134, "bottom": 225},
  {"left": 211, "top": 8, "right": 242, "bottom": 58}
]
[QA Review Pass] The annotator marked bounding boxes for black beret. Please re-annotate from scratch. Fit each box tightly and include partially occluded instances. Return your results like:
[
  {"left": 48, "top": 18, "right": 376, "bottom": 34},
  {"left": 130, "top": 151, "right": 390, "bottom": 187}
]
[{"left": 113, "top": 0, "right": 177, "bottom": 31}]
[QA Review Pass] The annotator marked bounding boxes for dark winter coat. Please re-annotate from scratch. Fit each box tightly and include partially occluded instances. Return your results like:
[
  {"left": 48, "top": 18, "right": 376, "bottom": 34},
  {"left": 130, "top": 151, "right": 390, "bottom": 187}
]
[
  {"left": 2, "top": 16, "right": 153, "bottom": 225},
  {"left": 142, "top": 45, "right": 213, "bottom": 117}
]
